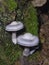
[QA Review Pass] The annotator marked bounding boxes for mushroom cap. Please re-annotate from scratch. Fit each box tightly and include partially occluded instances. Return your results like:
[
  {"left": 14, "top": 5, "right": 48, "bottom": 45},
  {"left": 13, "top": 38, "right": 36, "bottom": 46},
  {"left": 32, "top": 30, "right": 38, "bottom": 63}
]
[
  {"left": 5, "top": 21, "right": 24, "bottom": 31},
  {"left": 17, "top": 33, "right": 39, "bottom": 47},
  {"left": 23, "top": 33, "right": 34, "bottom": 40},
  {"left": 32, "top": 0, "right": 47, "bottom": 7}
]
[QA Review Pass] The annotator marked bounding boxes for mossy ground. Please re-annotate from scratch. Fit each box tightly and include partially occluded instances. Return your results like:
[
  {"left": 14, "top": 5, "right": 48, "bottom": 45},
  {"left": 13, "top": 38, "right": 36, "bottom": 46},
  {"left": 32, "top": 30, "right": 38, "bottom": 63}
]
[
  {"left": 23, "top": 2, "right": 38, "bottom": 36},
  {"left": 0, "top": 1, "right": 39, "bottom": 65}
]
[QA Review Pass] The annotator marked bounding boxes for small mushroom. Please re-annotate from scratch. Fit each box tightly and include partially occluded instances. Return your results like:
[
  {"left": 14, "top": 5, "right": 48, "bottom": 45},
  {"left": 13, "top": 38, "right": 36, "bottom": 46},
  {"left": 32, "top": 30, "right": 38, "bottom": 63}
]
[
  {"left": 32, "top": 0, "right": 47, "bottom": 7},
  {"left": 5, "top": 21, "right": 24, "bottom": 44},
  {"left": 18, "top": 33, "right": 39, "bottom": 46},
  {"left": 17, "top": 33, "right": 39, "bottom": 56}
]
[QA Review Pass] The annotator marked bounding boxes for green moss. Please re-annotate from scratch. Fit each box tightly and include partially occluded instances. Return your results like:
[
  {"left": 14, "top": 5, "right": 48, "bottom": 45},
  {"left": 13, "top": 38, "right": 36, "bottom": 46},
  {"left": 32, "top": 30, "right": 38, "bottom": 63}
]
[
  {"left": 0, "top": 45, "right": 10, "bottom": 65},
  {"left": 2, "top": 32, "right": 22, "bottom": 65},
  {"left": 0, "top": 0, "right": 17, "bottom": 23},
  {"left": 3, "top": 0, "right": 17, "bottom": 12},
  {"left": 23, "top": 3, "right": 39, "bottom": 36},
  {"left": 0, "top": 59, "right": 8, "bottom": 65},
  {"left": 0, "top": 5, "right": 5, "bottom": 13},
  {"left": 0, "top": 32, "right": 22, "bottom": 65},
  {"left": 0, "top": 7, "right": 4, "bottom": 12},
  {"left": 4, "top": 43, "right": 22, "bottom": 65}
]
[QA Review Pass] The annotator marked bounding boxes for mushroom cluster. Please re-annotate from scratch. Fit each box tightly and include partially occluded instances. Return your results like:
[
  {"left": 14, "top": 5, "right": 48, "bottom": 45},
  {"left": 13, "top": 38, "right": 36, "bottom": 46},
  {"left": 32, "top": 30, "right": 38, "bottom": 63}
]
[
  {"left": 5, "top": 21, "right": 39, "bottom": 56},
  {"left": 32, "top": 0, "right": 47, "bottom": 7}
]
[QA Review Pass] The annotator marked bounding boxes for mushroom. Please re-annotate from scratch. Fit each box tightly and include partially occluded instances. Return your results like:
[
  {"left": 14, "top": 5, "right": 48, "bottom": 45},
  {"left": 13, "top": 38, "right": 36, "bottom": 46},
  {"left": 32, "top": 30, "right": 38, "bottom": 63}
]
[
  {"left": 17, "top": 33, "right": 39, "bottom": 56},
  {"left": 32, "top": 0, "right": 47, "bottom": 7},
  {"left": 5, "top": 21, "right": 24, "bottom": 44}
]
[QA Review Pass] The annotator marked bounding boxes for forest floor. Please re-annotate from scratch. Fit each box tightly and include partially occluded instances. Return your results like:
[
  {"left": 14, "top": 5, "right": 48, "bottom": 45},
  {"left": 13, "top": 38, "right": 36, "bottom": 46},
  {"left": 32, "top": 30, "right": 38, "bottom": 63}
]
[
  {"left": 0, "top": 1, "right": 49, "bottom": 65},
  {"left": 14, "top": 13, "right": 49, "bottom": 65}
]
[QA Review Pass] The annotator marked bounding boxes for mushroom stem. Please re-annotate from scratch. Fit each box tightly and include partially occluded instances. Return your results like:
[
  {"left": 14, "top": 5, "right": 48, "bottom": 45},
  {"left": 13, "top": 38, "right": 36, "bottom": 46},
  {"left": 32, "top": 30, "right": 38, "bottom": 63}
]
[
  {"left": 23, "top": 48, "right": 30, "bottom": 56},
  {"left": 23, "top": 46, "right": 39, "bottom": 56},
  {"left": 30, "top": 46, "right": 39, "bottom": 55},
  {"left": 12, "top": 32, "right": 17, "bottom": 44}
]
